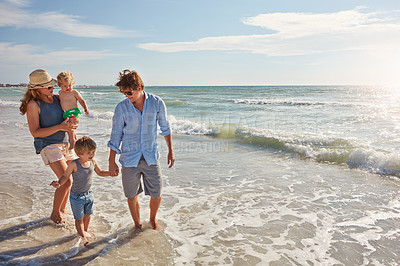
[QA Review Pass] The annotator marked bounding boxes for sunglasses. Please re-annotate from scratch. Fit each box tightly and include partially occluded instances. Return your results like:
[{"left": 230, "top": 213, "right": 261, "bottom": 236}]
[{"left": 123, "top": 88, "right": 137, "bottom": 96}]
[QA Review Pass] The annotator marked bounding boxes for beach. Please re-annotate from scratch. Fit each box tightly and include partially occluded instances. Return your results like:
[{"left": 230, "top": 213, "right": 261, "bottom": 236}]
[{"left": 1, "top": 85, "right": 400, "bottom": 265}]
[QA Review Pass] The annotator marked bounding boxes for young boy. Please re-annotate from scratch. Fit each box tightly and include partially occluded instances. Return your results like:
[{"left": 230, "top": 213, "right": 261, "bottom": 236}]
[
  {"left": 50, "top": 136, "right": 110, "bottom": 246},
  {"left": 57, "top": 71, "right": 89, "bottom": 149}
]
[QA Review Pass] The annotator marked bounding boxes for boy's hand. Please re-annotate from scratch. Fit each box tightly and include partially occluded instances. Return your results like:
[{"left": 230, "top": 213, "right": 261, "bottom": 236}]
[
  {"left": 85, "top": 109, "right": 90, "bottom": 115},
  {"left": 50, "top": 181, "right": 60, "bottom": 188}
]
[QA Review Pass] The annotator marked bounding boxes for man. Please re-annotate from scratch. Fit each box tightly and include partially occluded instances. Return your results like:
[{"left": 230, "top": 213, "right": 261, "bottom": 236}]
[{"left": 108, "top": 69, "right": 175, "bottom": 230}]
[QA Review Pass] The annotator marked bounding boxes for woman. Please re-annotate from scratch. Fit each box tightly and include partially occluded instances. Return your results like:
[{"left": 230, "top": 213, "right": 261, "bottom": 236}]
[{"left": 20, "top": 69, "right": 77, "bottom": 224}]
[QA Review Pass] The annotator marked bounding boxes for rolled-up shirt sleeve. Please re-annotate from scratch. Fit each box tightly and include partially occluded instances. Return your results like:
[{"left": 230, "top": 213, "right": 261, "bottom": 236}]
[
  {"left": 157, "top": 98, "right": 171, "bottom": 136},
  {"left": 107, "top": 104, "right": 124, "bottom": 154}
]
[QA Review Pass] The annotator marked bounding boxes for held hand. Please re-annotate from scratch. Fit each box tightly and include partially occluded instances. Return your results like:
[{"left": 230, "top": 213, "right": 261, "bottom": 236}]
[
  {"left": 85, "top": 109, "right": 90, "bottom": 115},
  {"left": 167, "top": 151, "right": 175, "bottom": 168},
  {"left": 50, "top": 181, "right": 60, "bottom": 188},
  {"left": 109, "top": 161, "right": 119, "bottom": 176}
]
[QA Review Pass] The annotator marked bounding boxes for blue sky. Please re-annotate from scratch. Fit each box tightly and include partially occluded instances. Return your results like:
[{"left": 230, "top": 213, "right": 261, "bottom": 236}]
[{"left": 1, "top": 0, "right": 400, "bottom": 86}]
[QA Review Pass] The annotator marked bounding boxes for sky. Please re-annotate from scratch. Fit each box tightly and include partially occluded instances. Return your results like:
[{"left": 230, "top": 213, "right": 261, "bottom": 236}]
[{"left": 1, "top": 0, "right": 400, "bottom": 86}]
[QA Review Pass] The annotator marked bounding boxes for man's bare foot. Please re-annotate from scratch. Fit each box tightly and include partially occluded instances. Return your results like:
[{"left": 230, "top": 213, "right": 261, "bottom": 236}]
[
  {"left": 50, "top": 213, "right": 62, "bottom": 224},
  {"left": 149, "top": 220, "right": 159, "bottom": 230}
]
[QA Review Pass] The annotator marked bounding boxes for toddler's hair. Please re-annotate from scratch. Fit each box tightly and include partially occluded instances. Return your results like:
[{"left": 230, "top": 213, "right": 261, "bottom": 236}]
[
  {"left": 74, "top": 136, "right": 96, "bottom": 156},
  {"left": 115, "top": 69, "right": 144, "bottom": 92},
  {"left": 57, "top": 71, "right": 75, "bottom": 86}
]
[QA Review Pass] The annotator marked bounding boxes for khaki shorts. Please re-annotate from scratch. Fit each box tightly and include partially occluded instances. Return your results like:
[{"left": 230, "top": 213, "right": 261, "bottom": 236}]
[
  {"left": 40, "top": 143, "right": 75, "bottom": 165},
  {"left": 121, "top": 157, "right": 162, "bottom": 198}
]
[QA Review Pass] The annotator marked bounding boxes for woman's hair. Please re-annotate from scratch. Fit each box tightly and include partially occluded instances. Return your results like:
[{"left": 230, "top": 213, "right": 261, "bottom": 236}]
[
  {"left": 19, "top": 89, "right": 42, "bottom": 115},
  {"left": 115, "top": 69, "right": 144, "bottom": 92},
  {"left": 74, "top": 136, "right": 97, "bottom": 156},
  {"left": 57, "top": 71, "right": 75, "bottom": 86}
]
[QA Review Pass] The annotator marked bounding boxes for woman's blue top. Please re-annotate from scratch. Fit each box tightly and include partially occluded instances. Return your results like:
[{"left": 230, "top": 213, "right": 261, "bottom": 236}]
[{"left": 34, "top": 95, "right": 68, "bottom": 154}]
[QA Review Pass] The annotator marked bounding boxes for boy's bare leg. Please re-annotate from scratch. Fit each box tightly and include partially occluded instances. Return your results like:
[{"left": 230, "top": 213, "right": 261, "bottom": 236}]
[
  {"left": 67, "top": 131, "right": 77, "bottom": 150},
  {"left": 75, "top": 219, "right": 90, "bottom": 246},
  {"left": 49, "top": 160, "right": 70, "bottom": 223},
  {"left": 149, "top": 197, "right": 162, "bottom": 230},
  {"left": 127, "top": 196, "right": 142, "bottom": 230},
  {"left": 83, "top": 214, "right": 94, "bottom": 236}
]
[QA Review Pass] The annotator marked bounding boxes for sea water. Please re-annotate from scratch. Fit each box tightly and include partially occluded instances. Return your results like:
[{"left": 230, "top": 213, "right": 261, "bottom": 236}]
[{"left": 0, "top": 85, "right": 400, "bottom": 265}]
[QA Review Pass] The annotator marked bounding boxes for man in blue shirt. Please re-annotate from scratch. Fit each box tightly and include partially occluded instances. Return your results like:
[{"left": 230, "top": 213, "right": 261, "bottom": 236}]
[{"left": 108, "top": 69, "right": 175, "bottom": 230}]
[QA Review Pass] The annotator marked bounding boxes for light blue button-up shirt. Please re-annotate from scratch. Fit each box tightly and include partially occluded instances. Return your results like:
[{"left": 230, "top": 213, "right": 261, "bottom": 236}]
[{"left": 107, "top": 92, "right": 171, "bottom": 167}]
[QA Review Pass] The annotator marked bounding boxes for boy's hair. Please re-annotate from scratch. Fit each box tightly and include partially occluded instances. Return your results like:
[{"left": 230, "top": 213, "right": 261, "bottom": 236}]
[
  {"left": 115, "top": 69, "right": 144, "bottom": 92},
  {"left": 74, "top": 136, "right": 96, "bottom": 156},
  {"left": 57, "top": 71, "right": 75, "bottom": 86}
]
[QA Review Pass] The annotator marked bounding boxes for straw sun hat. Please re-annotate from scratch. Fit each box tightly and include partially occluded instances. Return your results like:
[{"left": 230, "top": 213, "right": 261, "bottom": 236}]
[{"left": 28, "top": 69, "right": 57, "bottom": 89}]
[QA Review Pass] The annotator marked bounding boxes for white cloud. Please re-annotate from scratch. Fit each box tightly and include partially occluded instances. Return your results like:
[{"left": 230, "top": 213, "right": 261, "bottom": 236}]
[
  {"left": 138, "top": 7, "right": 400, "bottom": 57},
  {"left": 0, "top": 42, "right": 121, "bottom": 66},
  {"left": 4, "top": 0, "right": 30, "bottom": 6},
  {"left": 0, "top": 2, "right": 134, "bottom": 38},
  {"left": 241, "top": 7, "right": 384, "bottom": 38}
]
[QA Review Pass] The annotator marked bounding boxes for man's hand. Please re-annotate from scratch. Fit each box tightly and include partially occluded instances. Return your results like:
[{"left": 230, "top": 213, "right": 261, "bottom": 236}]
[
  {"left": 109, "top": 161, "right": 119, "bottom": 176},
  {"left": 167, "top": 151, "right": 175, "bottom": 168}
]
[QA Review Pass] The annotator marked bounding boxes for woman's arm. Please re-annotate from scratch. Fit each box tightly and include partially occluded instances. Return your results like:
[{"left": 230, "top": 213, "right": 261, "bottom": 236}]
[{"left": 26, "top": 100, "right": 77, "bottom": 138}]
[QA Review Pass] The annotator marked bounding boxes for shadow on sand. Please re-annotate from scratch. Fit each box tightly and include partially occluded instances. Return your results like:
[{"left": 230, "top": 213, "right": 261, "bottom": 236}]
[{"left": 0, "top": 218, "right": 145, "bottom": 265}]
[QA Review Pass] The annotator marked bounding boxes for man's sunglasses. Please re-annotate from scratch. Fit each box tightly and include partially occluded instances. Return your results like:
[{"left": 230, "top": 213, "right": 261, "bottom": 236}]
[{"left": 123, "top": 89, "right": 137, "bottom": 96}]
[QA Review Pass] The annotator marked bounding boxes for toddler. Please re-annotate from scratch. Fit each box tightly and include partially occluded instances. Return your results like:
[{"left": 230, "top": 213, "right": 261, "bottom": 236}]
[
  {"left": 57, "top": 71, "right": 89, "bottom": 149},
  {"left": 51, "top": 136, "right": 111, "bottom": 246}
]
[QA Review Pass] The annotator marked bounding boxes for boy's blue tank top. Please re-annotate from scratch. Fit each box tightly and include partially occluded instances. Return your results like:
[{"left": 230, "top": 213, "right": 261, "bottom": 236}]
[{"left": 34, "top": 95, "right": 68, "bottom": 154}]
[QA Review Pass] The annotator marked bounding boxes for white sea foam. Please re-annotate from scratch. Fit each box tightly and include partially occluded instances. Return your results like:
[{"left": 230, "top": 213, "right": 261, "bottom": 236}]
[
  {"left": 168, "top": 115, "right": 212, "bottom": 135},
  {"left": 233, "top": 98, "right": 325, "bottom": 106},
  {"left": 86, "top": 110, "right": 114, "bottom": 120}
]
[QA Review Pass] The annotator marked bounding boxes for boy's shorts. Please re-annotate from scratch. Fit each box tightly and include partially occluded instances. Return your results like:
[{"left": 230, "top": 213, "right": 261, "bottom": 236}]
[
  {"left": 63, "top": 107, "right": 82, "bottom": 120},
  {"left": 121, "top": 157, "right": 162, "bottom": 198},
  {"left": 69, "top": 190, "right": 94, "bottom": 220},
  {"left": 40, "top": 143, "right": 75, "bottom": 165}
]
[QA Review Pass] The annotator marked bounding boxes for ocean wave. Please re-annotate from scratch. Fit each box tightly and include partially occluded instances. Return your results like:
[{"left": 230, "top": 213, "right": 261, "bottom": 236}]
[
  {"left": 236, "top": 132, "right": 400, "bottom": 177},
  {"left": 164, "top": 99, "right": 190, "bottom": 106},
  {"left": 179, "top": 121, "right": 400, "bottom": 177},
  {"left": 0, "top": 99, "right": 20, "bottom": 108},
  {"left": 86, "top": 110, "right": 114, "bottom": 120},
  {"left": 233, "top": 98, "right": 325, "bottom": 106},
  {"left": 169, "top": 115, "right": 212, "bottom": 135},
  {"left": 78, "top": 90, "right": 114, "bottom": 95}
]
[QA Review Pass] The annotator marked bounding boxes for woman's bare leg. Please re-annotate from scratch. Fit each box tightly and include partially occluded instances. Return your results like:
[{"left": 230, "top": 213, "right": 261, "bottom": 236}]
[{"left": 49, "top": 160, "right": 71, "bottom": 223}]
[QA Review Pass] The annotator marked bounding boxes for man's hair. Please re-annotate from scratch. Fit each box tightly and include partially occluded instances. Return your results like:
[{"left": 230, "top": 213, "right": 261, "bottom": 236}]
[
  {"left": 74, "top": 136, "right": 96, "bottom": 156},
  {"left": 57, "top": 71, "right": 75, "bottom": 86},
  {"left": 115, "top": 69, "right": 144, "bottom": 92}
]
